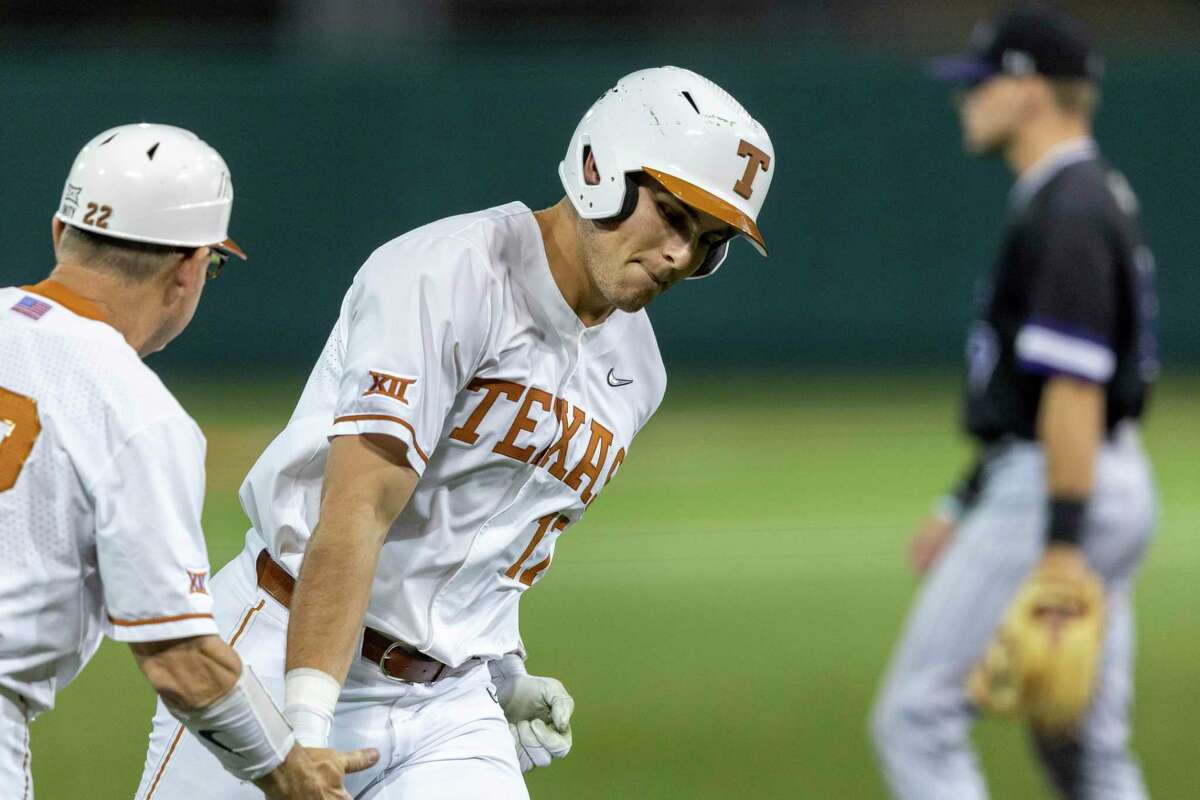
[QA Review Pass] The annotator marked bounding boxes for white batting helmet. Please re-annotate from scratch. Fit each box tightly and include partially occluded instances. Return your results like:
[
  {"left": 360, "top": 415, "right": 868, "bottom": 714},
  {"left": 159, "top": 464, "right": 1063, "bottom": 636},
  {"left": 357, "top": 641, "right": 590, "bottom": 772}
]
[
  {"left": 55, "top": 123, "right": 245, "bottom": 259},
  {"left": 559, "top": 66, "right": 774, "bottom": 278}
]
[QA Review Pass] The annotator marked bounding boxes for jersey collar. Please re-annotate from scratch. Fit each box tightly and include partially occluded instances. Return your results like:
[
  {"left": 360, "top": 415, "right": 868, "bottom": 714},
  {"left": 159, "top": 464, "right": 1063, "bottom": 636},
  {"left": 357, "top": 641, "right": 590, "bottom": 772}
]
[
  {"left": 1010, "top": 136, "right": 1098, "bottom": 212},
  {"left": 514, "top": 204, "right": 637, "bottom": 356},
  {"left": 20, "top": 279, "right": 109, "bottom": 323},
  {"left": 516, "top": 205, "right": 589, "bottom": 341}
]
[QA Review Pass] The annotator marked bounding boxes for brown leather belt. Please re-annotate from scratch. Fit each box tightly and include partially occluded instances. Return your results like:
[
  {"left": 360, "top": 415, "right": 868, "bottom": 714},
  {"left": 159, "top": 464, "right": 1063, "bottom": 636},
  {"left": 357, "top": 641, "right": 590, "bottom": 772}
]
[{"left": 255, "top": 549, "right": 449, "bottom": 683}]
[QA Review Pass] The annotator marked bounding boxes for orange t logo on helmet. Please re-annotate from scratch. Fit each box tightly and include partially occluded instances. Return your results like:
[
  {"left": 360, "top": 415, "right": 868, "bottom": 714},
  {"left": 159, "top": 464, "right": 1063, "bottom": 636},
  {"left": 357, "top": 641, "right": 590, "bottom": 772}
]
[
  {"left": 558, "top": 65, "right": 775, "bottom": 279},
  {"left": 734, "top": 140, "right": 771, "bottom": 200}
]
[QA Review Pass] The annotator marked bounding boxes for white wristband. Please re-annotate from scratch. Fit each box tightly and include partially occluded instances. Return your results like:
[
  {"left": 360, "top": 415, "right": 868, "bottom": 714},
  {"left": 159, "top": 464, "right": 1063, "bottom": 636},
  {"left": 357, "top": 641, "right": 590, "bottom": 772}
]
[
  {"left": 284, "top": 668, "right": 341, "bottom": 748},
  {"left": 168, "top": 666, "right": 294, "bottom": 782}
]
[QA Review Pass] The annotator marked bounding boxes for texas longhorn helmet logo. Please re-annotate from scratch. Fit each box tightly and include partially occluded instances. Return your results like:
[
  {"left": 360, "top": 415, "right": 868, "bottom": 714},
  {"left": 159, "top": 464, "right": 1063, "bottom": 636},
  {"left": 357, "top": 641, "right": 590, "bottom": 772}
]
[{"left": 733, "top": 139, "right": 770, "bottom": 200}]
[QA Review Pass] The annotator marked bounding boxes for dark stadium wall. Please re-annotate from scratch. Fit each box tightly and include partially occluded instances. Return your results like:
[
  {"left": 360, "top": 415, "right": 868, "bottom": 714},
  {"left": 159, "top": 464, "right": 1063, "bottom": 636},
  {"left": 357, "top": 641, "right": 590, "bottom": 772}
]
[{"left": 2, "top": 43, "right": 1196, "bottom": 371}]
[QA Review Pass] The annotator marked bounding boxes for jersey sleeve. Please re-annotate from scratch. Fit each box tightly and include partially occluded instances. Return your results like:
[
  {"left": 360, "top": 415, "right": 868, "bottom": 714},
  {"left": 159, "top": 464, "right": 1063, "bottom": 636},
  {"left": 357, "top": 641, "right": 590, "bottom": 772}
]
[
  {"left": 1014, "top": 211, "right": 1118, "bottom": 383},
  {"left": 91, "top": 416, "right": 218, "bottom": 643},
  {"left": 330, "top": 236, "right": 496, "bottom": 476}
]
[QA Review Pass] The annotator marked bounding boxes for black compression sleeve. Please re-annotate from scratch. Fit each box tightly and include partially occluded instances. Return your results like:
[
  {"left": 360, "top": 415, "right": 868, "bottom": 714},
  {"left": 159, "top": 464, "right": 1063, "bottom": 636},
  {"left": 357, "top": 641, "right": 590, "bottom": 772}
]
[{"left": 1047, "top": 498, "right": 1087, "bottom": 546}]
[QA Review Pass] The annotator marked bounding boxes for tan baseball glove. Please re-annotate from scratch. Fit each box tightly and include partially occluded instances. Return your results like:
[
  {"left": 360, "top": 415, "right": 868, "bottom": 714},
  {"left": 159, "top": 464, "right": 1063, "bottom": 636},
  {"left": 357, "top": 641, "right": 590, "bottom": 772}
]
[{"left": 967, "top": 547, "right": 1106, "bottom": 735}]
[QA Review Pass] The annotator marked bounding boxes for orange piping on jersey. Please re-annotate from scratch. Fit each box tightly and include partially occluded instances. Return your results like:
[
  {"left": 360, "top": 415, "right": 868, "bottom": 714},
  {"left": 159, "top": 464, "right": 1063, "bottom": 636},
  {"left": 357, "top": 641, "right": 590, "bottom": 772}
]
[
  {"left": 333, "top": 414, "right": 430, "bottom": 464},
  {"left": 144, "top": 600, "right": 265, "bottom": 799},
  {"left": 20, "top": 280, "right": 108, "bottom": 322},
  {"left": 108, "top": 611, "right": 214, "bottom": 627}
]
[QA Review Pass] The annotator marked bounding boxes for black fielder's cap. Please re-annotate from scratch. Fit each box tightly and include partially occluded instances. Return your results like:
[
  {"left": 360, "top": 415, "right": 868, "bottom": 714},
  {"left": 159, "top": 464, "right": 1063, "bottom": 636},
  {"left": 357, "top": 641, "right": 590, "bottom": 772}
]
[{"left": 930, "top": 6, "right": 1103, "bottom": 86}]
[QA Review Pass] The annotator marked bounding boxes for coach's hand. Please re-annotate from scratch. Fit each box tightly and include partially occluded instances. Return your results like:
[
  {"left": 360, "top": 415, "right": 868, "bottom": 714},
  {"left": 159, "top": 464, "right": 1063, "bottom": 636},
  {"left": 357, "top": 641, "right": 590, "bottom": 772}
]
[
  {"left": 489, "top": 655, "right": 574, "bottom": 772},
  {"left": 255, "top": 743, "right": 378, "bottom": 799},
  {"left": 908, "top": 513, "right": 957, "bottom": 575}
]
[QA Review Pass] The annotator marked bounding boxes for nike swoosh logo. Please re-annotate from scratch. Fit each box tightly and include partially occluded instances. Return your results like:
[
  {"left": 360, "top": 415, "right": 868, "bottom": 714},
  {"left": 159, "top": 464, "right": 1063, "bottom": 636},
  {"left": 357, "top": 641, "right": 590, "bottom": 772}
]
[
  {"left": 606, "top": 368, "right": 633, "bottom": 388},
  {"left": 198, "top": 729, "right": 244, "bottom": 757}
]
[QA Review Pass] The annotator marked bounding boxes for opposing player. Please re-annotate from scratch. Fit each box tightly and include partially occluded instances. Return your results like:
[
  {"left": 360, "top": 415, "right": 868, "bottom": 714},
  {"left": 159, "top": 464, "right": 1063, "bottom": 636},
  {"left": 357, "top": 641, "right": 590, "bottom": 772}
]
[
  {"left": 136, "top": 65, "right": 775, "bottom": 798},
  {"left": 0, "top": 123, "right": 375, "bottom": 798},
  {"left": 870, "top": 8, "right": 1157, "bottom": 799}
]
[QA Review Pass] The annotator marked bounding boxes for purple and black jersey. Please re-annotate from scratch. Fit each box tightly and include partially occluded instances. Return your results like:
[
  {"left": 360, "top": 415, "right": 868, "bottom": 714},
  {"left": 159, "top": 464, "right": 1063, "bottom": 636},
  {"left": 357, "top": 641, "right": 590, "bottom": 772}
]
[{"left": 963, "top": 145, "right": 1158, "bottom": 443}]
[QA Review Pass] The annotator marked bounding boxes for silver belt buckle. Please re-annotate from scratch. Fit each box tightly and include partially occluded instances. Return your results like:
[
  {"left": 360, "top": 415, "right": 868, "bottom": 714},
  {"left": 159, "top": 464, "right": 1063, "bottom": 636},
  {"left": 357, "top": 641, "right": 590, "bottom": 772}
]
[
  {"left": 376, "top": 638, "right": 453, "bottom": 683},
  {"left": 378, "top": 640, "right": 411, "bottom": 683}
]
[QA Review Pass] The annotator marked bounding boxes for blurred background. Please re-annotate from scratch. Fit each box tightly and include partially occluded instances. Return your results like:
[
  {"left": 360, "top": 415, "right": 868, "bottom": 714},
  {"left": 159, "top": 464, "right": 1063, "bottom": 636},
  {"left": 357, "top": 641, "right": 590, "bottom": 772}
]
[{"left": 2, "top": 1, "right": 1197, "bottom": 797}]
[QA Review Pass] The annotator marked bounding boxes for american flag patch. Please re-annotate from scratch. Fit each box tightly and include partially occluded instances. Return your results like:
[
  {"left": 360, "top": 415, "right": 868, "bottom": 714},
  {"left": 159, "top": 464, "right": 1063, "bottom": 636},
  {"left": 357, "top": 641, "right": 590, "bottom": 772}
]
[{"left": 11, "top": 296, "right": 52, "bottom": 321}]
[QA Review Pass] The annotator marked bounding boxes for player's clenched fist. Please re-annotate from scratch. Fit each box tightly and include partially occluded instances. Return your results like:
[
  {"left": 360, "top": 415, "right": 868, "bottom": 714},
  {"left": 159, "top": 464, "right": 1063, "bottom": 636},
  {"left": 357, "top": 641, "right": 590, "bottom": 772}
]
[
  {"left": 489, "top": 654, "right": 574, "bottom": 772},
  {"left": 510, "top": 719, "right": 572, "bottom": 772},
  {"left": 255, "top": 744, "right": 379, "bottom": 799}
]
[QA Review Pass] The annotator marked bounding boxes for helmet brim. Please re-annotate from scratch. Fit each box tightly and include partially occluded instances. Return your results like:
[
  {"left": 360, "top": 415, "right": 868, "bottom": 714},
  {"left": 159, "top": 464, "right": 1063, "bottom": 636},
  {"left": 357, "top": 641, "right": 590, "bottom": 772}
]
[
  {"left": 928, "top": 54, "right": 999, "bottom": 85},
  {"left": 216, "top": 237, "right": 247, "bottom": 260},
  {"left": 642, "top": 166, "right": 767, "bottom": 256}
]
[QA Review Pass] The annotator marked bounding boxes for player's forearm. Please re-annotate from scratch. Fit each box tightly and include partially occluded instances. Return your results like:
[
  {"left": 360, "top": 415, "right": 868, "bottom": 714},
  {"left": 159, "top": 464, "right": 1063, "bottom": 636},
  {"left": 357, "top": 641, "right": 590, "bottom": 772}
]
[
  {"left": 286, "top": 509, "right": 388, "bottom": 682},
  {"left": 287, "top": 434, "right": 418, "bottom": 679},
  {"left": 131, "top": 634, "right": 242, "bottom": 712},
  {"left": 1039, "top": 377, "right": 1103, "bottom": 496},
  {"left": 281, "top": 515, "right": 385, "bottom": 750},
  {"left": 283, "top": 434, "right": 419, "bottom": 747},
  {"left": 1038, "top": 376, "right": 1104, "bottom": 545},
  {"left": 137, "top": 636, "right": 298, "bottom": 783}
]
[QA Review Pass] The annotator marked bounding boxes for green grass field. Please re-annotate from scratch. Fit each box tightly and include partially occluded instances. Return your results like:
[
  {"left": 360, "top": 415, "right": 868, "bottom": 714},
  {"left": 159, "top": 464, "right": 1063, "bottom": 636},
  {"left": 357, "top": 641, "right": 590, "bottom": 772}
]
[{"left": 30, "top": 372, "right": 1199, "bottom": 798}]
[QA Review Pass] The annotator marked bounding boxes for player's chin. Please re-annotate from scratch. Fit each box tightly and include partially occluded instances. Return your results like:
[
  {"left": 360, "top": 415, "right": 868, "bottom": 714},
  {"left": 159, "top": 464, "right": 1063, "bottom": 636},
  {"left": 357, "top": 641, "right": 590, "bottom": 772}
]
[
  {"left": 612, "top": 289, "right": 654, "bottom": 313},
  {"left": 623, "top": 278, "right": 666, "bottom": 310},
  {"left": 963, "top": 128, "right": 1004, "bottom": 157},
  {"left": 606, "top": 271, "right": 660, "bottom": 312}
]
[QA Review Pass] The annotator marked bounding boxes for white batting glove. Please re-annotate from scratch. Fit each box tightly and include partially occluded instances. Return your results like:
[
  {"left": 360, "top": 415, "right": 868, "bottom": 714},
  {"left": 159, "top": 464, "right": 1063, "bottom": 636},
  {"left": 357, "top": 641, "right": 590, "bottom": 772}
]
[{"left": 488, "top": 654, "right": 574, "bottom": 772}]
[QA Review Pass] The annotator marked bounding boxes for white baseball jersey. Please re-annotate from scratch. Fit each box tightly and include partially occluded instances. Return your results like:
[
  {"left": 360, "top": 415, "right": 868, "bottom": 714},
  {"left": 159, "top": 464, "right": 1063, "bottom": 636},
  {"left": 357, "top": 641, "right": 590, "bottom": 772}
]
[
  {"left": 0, "top": 281, "right": 217, "bottom": 715},
  {"left": 240, "top": 202, "right": 666, "bottom": 667}
]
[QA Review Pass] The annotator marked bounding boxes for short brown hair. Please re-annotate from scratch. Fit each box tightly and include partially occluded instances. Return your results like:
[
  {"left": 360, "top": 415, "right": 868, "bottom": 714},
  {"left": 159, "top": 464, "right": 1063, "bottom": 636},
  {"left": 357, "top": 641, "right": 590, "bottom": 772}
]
[
  {"left": 1049, "top": 79, "right": 1100, "bottom": 120},
  {"left": 57, "top": 225, "right": 188, "bottom": 282}
]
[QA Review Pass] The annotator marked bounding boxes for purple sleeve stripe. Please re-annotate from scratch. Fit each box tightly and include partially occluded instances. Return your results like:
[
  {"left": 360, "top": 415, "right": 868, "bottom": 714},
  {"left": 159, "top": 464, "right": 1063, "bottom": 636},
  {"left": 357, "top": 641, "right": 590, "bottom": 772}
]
[
  {"left": 1015, "top": 324, "right": 1115, "bottom": 383},
  {"left": 1016, "top": 356, "right": 1107, "bottom": 384},
  {"left": 1026, "top": 316, "right": 1112, "bottom": 348}
]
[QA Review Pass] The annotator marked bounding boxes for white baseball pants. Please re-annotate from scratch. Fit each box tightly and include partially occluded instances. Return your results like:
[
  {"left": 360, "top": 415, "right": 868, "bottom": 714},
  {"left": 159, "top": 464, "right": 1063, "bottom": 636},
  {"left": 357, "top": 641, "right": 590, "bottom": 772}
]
[
  {"left": 135, "top": 531, "right": 528, "bottom": 800},
  {"left": 0, "top": 689, "right": 32, "bottom": 799},
  {"left": 870, "top": 425, "right": 1154, "bottom": 800}
]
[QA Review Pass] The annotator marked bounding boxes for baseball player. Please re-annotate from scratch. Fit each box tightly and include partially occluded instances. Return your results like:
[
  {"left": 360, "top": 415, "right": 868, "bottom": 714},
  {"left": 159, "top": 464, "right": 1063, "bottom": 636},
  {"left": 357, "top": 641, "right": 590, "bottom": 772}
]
[
  {"left": 0, "top": 123, "right": 375, "bottom": 799},
  {"left": 870, "top": 8, "right": 1158, "bottom": 800},
  {"left": 135, "top": 65, "right": 775, "bottom": 799}
]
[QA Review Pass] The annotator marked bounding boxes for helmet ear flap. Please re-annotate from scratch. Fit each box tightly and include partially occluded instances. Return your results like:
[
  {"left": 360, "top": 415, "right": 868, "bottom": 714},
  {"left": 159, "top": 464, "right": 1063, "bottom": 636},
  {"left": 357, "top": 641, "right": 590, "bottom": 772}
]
[
  {"left": 609, "top": 174, "right": 641, "bottom": 222},
  {"left": 583, "top": 141, "right": 640, "bottom": 223}
]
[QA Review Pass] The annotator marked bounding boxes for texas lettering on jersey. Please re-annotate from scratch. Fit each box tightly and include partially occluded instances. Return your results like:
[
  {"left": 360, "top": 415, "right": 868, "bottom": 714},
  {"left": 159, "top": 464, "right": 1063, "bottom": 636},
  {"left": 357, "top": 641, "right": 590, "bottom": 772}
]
[
  {"left": 447, "top": 378, "right": 625, "bottom": 507},
  {"left": 241, "top": 204, "right": 665, "bottom": 667}
]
